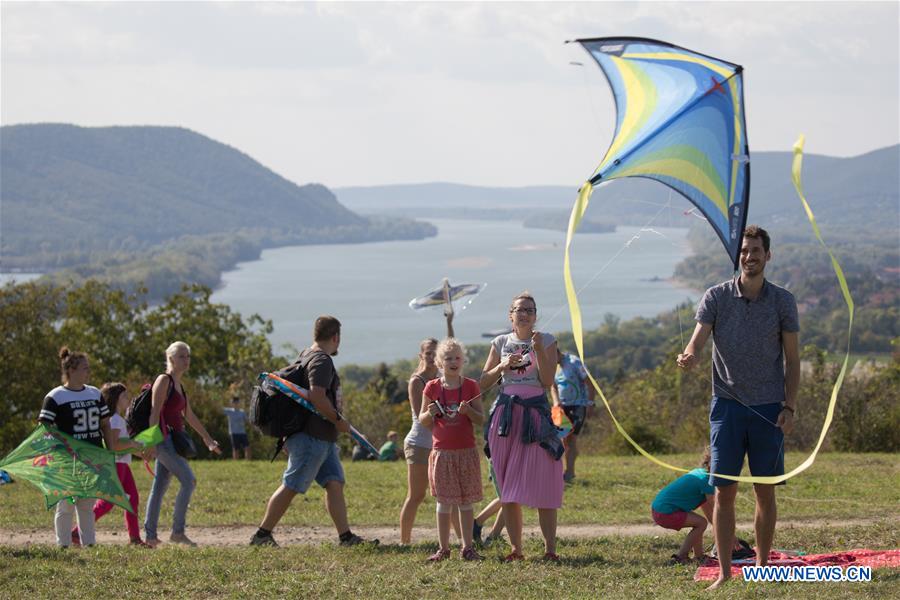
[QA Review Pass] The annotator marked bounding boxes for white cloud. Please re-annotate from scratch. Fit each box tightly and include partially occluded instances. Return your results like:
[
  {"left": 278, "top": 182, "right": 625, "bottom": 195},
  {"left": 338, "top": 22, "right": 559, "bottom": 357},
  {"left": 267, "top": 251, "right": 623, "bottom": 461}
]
[{"left": 1, "top": 1, "right": 897, "bottom": 186}]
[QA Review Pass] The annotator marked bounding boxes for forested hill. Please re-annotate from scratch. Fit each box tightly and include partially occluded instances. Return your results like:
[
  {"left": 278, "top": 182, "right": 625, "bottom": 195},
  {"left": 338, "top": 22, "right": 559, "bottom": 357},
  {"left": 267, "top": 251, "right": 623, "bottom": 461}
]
[{"left": 0, "top": 123, "right": 417, "bottom": 268}]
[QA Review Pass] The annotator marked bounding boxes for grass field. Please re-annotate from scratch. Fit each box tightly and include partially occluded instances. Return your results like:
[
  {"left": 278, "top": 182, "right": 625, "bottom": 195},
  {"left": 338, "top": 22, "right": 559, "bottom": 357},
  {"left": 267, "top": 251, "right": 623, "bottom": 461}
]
[{"left": 1, "top": 453, "right": 898, "bottom": 598}]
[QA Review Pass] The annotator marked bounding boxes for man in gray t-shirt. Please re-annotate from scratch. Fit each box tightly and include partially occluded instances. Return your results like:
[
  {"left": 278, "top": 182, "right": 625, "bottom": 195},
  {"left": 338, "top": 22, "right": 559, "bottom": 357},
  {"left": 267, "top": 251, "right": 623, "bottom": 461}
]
[{"left": 677, "top": 226, "right": 800, "bottom": 591}]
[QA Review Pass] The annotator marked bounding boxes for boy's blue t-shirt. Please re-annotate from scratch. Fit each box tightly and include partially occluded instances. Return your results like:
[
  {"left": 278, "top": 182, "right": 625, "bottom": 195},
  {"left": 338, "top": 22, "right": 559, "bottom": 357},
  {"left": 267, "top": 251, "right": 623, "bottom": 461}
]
[
  {"left": 554, "top": 354, "right": 590, "bottom": 406},
  {"left": 651, "top": 468, "right": 714, "bottom": 514},
  {"left": 223, "top": 407, "right": 247, "bottom": 435}
]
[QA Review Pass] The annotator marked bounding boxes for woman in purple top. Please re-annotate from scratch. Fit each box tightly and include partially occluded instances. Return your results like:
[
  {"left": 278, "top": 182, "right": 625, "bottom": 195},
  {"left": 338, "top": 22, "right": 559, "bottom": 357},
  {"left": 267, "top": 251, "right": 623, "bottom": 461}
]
[{"left": 480, "top": 292, "right": 563, "bottom": 561}]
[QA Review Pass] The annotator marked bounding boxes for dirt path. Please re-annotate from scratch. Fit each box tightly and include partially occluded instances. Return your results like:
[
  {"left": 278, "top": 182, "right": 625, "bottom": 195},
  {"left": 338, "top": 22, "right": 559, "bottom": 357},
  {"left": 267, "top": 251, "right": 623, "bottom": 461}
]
[{"left": 2, "top": 516, "right": 896, "bottom": 548}]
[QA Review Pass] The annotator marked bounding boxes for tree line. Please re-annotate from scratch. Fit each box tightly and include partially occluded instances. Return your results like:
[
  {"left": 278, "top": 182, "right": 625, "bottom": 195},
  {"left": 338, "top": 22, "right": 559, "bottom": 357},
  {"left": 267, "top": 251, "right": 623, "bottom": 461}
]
[{"left": 2, "top": 280, "right": 896, "bottom": 458}]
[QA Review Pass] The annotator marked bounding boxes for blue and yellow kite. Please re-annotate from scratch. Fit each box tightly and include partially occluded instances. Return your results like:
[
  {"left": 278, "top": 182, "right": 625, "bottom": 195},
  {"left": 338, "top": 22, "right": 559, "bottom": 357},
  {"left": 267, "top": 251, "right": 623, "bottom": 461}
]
[
  {"left": 572, "top": 36, "right": 750, "bottom": 267},
  {"left": 564, "top": 37, "right": 854, "bottom": 485}
]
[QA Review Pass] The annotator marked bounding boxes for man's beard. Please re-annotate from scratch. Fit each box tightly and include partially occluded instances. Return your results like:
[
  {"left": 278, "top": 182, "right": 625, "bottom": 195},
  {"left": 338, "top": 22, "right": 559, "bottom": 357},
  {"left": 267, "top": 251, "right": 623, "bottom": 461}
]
[{"left": 330, "top": 350, "right": 339, "bottom": 357}]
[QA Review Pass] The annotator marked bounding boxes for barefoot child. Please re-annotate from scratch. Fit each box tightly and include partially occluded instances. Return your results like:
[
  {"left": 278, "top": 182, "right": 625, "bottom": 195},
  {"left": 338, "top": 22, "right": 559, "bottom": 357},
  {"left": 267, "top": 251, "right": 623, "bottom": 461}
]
[
  {"left": 74, "top": 383, "right": 149, "bottom": 546},
  {"left": 651, "top": 447, "right": 716, "bottom": 564},
  {"left": 419, "top": 338, "right": 485, "bottom": 561}
]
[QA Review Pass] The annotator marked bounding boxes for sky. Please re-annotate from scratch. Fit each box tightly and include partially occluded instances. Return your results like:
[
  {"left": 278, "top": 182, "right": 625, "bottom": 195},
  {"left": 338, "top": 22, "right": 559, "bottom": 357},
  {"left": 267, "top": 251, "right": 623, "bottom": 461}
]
[{"left": 2, "top": 1, "right": 898, "bottom": 189}]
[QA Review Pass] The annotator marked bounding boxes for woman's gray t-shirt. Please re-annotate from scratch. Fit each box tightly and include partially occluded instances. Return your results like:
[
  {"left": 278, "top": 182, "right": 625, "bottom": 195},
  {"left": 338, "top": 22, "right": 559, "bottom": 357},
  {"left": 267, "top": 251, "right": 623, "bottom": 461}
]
[{"left": 491, "top": 332, "right": 556, "bottom": 392}]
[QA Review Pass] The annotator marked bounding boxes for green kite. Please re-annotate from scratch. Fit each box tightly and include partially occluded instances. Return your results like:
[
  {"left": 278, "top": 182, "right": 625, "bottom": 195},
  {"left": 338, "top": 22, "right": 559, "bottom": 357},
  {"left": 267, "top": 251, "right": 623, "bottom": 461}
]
[{"left": 0, "top": 424, "right": 134, "bottom": 513}]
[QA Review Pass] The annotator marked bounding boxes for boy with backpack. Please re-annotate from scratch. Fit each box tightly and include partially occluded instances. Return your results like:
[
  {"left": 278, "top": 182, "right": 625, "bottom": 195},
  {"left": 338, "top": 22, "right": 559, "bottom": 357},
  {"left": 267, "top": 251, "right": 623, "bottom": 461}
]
[{"left": 250, "top": 316, "right": 377, "bottom": 548}]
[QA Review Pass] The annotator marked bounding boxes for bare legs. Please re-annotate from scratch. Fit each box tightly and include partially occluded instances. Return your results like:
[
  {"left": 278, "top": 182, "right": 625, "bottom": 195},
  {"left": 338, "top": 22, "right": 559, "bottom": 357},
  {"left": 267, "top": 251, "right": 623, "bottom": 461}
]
[
  {"left": 708, "top": 483, "right": 737, "bottom": 591},
  {"left": 538, "top": 508, "right": 557, "bottom": 555},
  {"left": 753, "top": 483, "right": 776, "bottom": 566},
  {"left": 324, "top": 480, "right": 350, "bottom": 535},
  {"left": 504, "top": 502, "right": 524, "bottom": 555},
  {"left": 259, "top": 481, "right": 352, "bottom": 536},
  {"left": 503, "top": 502, "right": 556, "bottom": 556},
  {"left": 259, "top": 484, "right": 297, "bottom": 532},
  {"left": 676, "top": 512, "right": 708, "bottom": 562},
  {"left": 400, "top": 463, "right": 428, "bottom": 544},
  {"left": 475, "top": 497, "right": 506, "bottom": 541},
  {"left": 400, "top": 462, "right": 462, "bottom": 544},
  {"left": 437, "top": 506, "right": 474, "bottom": 551},
  {"left": 563, "top": 434, "right": 579, "bottom": 479}
]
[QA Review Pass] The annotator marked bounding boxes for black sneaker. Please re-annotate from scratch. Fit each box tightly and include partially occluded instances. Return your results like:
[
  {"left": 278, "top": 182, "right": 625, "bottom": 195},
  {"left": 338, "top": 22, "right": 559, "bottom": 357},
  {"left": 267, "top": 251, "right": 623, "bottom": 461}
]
[
  {"left": 339, "top": 533, "right": 379, "bottom": 547},
  {"left": 472, "top": 521, "right": 484, "bottom": 546},
  {"left": 250, "top": 531, "right": 278, "bottom": 547}
]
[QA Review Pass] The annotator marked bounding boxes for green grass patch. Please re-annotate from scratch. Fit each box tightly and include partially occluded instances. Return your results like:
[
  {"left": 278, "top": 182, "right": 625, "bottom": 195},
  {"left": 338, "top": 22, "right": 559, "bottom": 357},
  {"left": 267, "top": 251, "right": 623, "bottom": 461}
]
[
  {"left": 1, "top": 453, "right": 898, "bottom": 530},
  {"left": 0, "top": 524, "right": 897, "bottom": 599},
  {"left": 2, "top": 453, "right": 898, "bottom": 598}
]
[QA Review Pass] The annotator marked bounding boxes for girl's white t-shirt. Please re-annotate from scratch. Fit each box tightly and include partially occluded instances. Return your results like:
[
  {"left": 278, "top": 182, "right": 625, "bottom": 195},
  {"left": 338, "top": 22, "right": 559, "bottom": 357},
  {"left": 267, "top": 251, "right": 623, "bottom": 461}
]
[{"left": 109, "top": 413, "right": 131, "bottom": 464}]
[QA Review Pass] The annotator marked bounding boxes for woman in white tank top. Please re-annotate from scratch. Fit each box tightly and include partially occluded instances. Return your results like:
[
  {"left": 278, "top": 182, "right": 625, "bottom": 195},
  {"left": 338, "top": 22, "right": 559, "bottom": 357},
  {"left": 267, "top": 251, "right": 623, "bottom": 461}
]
[
  {"left": 399, "top": 339, "right": 439, "bottom": 544},
  {"left": 398, "top": 309, "right": 459, "bottom": 544}
]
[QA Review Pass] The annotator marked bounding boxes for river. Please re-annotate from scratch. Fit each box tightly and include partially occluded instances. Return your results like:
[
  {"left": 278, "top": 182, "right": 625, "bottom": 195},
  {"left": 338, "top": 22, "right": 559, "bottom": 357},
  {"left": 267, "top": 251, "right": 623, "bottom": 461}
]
[{"left": 211, "top": 219, "right": 699, "bottom": 366}]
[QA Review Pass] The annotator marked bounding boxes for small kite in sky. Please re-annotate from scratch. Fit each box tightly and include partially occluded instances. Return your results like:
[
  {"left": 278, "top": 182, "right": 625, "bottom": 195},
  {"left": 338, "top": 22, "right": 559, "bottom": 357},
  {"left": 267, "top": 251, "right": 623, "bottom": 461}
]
[{"left": 409, "top": 278, "right": 485, "bottom": 312}]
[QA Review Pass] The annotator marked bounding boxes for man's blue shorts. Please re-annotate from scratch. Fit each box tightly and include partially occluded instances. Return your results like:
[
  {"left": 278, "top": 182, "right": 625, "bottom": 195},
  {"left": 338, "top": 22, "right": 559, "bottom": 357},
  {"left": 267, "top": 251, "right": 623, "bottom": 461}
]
[
  {"left": 709, "top": 396, "right": 785, "bottom": 487},
  {"left": 230, "top": 433, "right": 249, "bottom": 450},
  {"left": 283, "top": 432, "right": 345, "bottom": 493}
]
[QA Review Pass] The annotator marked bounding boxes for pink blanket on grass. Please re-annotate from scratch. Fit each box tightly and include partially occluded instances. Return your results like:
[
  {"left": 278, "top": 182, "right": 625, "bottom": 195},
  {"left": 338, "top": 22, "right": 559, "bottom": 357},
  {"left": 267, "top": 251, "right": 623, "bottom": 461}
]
[{"left": 694, "top": 549, "right": 900, "bottom": 581}]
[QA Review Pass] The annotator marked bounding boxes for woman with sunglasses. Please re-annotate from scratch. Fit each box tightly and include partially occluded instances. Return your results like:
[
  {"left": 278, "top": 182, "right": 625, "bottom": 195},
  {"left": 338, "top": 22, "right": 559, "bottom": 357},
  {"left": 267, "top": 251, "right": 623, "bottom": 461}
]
[{"left": 480, "top": 292, "right": 563, "bottom": 561}]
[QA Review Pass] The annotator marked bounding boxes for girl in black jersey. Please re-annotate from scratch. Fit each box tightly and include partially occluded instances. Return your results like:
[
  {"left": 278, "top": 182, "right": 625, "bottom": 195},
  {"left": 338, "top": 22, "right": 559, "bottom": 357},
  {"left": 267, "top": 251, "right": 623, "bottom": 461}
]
[{"left": 38, "top": 347, "right": 142, "bottom": 547}]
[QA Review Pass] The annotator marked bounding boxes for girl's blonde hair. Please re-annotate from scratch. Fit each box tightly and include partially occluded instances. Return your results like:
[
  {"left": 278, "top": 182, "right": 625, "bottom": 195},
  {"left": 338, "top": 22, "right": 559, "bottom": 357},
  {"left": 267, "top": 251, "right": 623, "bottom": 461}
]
[
  {"left": 165, "top": 341, "right": 191, "bottom": 370},
  {"left": 436, "top": 337, "right": 466, "bottom": 366}
]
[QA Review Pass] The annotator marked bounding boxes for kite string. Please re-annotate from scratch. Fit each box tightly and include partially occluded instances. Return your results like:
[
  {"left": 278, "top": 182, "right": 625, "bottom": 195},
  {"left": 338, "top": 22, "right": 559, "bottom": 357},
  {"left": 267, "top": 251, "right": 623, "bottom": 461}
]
[
  {"left": 539, "top": 194, "right": 676, "bottom": 333},
  {"left": 567, "top": 136, "right": 853, "bottom": 484},
  {"left": 548, "top": 185, "right": 786, "bottom": 471}
]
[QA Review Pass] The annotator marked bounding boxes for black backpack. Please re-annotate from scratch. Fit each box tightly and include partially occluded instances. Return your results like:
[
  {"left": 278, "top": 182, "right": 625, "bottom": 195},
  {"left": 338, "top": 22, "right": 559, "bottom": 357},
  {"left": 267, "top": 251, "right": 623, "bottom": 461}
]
[
  {"left": 126, "top": 374, "right": 174, "bottom": 436},
  {"left": 250, "top": 353, "right": 318, "bottom": 440}
]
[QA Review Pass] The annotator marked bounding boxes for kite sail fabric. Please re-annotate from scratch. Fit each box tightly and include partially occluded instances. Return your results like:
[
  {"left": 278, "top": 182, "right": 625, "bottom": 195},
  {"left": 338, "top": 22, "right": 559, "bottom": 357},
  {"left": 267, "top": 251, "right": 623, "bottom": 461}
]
[
  {"left": 130, "top": 424, "right": 164, "bottom": 449},
  {"left": 259, "top": 372, "right": 381, "bottom": 457},
  {"left": 409, "top": 282, "right": 485, "bottom": 310},
  {"left": 574, "top": 37, "right": 750, "bottom": 268},
  {"left": 0, "top": 424, "right": 133, "bottom": 513}
]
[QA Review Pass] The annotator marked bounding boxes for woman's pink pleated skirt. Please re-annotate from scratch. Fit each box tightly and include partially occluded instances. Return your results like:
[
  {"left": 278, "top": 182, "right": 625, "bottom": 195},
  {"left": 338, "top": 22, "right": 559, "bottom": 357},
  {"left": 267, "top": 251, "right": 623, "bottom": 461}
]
[{"left": 489, "top": 402, "right": 563, "bottom": 509}]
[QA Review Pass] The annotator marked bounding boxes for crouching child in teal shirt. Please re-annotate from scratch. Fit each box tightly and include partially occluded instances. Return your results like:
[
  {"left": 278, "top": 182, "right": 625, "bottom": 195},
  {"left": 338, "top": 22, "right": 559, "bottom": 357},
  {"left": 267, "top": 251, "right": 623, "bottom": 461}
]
[{"left": 651, "top": 448, "right": 715, "bottom": 564}]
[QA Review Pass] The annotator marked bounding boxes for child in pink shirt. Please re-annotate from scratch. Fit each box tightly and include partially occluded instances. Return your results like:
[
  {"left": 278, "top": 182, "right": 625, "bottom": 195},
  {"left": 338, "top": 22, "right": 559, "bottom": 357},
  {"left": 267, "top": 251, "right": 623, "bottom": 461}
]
[{"left": 419, "top": 338, "right": 485, "bottom": 561}]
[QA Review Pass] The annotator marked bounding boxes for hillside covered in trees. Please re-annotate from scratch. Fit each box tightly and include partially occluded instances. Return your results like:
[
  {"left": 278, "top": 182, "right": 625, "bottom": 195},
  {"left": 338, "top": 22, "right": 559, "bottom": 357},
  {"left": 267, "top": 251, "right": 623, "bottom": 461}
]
[{"left": 0, "top": 124, "right": 436, "bottom": 299}]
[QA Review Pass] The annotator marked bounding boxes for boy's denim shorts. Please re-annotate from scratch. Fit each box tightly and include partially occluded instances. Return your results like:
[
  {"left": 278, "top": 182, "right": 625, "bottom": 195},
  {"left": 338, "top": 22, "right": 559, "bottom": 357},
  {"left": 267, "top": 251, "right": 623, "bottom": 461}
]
[
  {"left": 709, "top": 396, "right": 785, "bottom": 487},
  {"left": 283, "top": 432, "right": 345, "bottom": 493}
]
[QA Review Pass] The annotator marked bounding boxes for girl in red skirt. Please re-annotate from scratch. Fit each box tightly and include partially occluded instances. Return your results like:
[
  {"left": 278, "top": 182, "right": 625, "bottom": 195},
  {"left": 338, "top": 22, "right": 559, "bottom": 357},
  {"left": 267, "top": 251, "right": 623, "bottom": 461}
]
[{"left": 419, "top": 338, "right": 485, "bottom": 561}]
